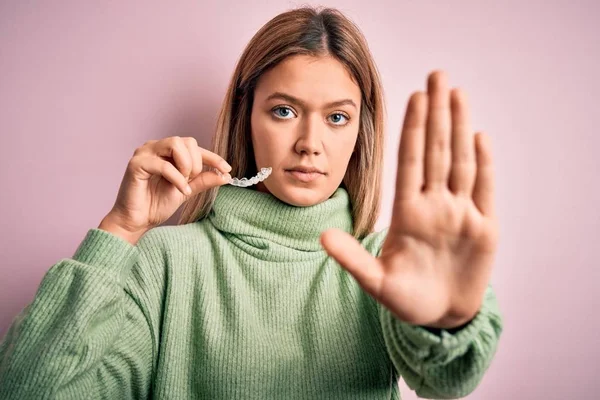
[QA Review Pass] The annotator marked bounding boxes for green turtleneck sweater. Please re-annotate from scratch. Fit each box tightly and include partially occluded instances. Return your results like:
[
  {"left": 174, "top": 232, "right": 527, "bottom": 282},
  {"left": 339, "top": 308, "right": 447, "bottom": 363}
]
[{"left": 0, "top": 185, "right": 502, "bottom": 399}]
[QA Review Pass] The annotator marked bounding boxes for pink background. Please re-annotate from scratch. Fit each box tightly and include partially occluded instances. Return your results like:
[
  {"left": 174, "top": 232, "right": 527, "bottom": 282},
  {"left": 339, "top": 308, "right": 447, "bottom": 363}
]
[{"left": 1, "top": 1, "right": 598, "bottom": 398}]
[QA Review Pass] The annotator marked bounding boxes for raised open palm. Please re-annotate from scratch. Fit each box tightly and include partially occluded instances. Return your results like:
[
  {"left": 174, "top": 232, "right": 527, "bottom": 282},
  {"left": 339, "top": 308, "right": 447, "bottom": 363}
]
[{"left": 321, "top": 70, "right": 498, "bottom": 329}]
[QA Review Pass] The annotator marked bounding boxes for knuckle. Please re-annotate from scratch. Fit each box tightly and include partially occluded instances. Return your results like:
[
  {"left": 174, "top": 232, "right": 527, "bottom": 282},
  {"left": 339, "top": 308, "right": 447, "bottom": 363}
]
[
  {"left": 127, "top": 156, "right": 144, "bottom": 172},
  {"left": 183, "top": 136, "right": 198, "bottom": 147},
  {"left": 198, "top": 173, "right": 208, "bottom": 187},
  {"left": 128, "top": 155, "right": 141, "bottom": 166},
  {"left": 399, "top": 153, "right": 420, "bottom": 166},
  {"left": 453, "top": 148, "right": 472, "bottom": 163},
  {"left": 166, "top": 136, "right": 181, "bottom": 147},
  {"left": 432, "top": 137, "right": 447, "bottom": 151},
  {"left": 141, "top": 140, "right": 156, "bottom": 149},
  {"left": 134, "top": 140, "right": 155, "bottom": 156}
]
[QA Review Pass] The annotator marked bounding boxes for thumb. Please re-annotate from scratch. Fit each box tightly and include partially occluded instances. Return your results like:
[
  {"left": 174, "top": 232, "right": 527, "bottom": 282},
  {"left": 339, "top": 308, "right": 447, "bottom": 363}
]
[
  {"left": 188, "top": 170, "right": 229, "bottom": 194},
  {"left": 320, "top": 228, "right": 384, "bottom": 298}
]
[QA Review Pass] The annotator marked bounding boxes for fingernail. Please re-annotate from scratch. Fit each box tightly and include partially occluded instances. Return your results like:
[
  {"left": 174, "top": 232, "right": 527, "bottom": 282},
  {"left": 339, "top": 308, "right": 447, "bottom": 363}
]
[
  {"left": 184, "top": 185, "right": 192, "bottom": 195},
  {"left": 222, "top": 173, "right": 231, "bottom": 181},
  {"left": 224, "top": 163, "right": 232, "bottom": 172}
]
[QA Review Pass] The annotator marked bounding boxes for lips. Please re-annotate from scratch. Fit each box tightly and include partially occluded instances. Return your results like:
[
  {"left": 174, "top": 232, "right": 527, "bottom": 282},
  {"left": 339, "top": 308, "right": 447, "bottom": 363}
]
[
  {"left": 287, "top": 166, "right": 324, "bottom": 174},
  {"left": 285, "top": 169, "right": 324, "bottom": 183}
]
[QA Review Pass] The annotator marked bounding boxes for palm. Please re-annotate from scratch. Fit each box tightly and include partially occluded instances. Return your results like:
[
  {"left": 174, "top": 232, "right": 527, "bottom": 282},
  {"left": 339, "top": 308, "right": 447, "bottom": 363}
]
[
  {"left": 377, "top": 186, "right": 496, "bottom": 327},
  {"left": 114, "top": 171, "right": 186, "bottom": 229},
  {"left": 147, "top": 175, "right": 187, "bottom": 225},
  {"left": 321, "top": 70, "right": 498, "bottom": 329}
]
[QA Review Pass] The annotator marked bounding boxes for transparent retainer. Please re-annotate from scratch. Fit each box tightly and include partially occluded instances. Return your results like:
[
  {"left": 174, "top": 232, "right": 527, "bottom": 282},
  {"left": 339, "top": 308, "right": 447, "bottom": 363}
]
[{"left": 217, "top": 167, "right": 272, "bottom": 187}]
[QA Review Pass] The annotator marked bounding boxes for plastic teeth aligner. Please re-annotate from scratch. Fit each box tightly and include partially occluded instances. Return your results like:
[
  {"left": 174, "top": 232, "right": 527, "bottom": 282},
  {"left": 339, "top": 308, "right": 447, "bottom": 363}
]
[{"left": 217, "top": 167, "right": 272, "bottom": 187}]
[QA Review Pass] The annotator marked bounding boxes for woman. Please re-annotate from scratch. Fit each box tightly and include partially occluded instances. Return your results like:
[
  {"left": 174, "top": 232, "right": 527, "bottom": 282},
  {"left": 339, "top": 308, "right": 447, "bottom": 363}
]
[{"left": 0, "top": 6, "right": 502, "bottom": 399}]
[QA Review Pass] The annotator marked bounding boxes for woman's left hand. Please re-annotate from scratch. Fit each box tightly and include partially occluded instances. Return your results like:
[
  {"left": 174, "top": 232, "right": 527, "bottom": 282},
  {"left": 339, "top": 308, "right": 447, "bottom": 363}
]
[{"left": 320, "top": 70, "right": 499, "bottom": 329}]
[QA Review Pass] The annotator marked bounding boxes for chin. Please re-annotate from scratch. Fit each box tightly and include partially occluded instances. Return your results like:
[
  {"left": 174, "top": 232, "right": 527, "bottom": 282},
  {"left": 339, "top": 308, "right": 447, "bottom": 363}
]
[{"left": 266, "top": 181, "right": 330, "bottom": 207}]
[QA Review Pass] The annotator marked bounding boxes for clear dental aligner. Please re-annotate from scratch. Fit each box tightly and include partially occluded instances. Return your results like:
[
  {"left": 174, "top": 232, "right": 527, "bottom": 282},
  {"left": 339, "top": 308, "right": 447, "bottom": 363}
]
[{"left": 218, "top": 167, "right": 272, "bottom": 187}]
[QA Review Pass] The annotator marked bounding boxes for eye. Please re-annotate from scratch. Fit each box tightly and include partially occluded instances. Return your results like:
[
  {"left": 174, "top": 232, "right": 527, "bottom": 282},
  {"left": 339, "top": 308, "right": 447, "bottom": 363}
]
[
  {"left": 271, "top": 106, "right": 297, "bottom": 119},
  {"left": 328, "top": 112, "right": 350, "bottom": 126}
]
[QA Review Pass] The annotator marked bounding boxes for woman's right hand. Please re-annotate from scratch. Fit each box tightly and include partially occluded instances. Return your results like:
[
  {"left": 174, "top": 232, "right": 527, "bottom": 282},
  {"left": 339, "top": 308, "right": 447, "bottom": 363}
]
[{"left": 98, "top": 136, "right": 232, "bottom": 244}]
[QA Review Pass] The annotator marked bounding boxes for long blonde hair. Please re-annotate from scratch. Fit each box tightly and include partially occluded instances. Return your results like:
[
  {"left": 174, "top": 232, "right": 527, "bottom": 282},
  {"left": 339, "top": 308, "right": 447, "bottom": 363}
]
[{"left": 178, "top": 6, "right": 385, "bottom": 239}]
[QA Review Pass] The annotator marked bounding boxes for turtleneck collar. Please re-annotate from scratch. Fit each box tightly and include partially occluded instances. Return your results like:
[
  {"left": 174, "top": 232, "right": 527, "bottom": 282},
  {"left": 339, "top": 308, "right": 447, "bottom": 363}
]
[{"left": 208, "top": 185, "right": 354, "bottom": 252}]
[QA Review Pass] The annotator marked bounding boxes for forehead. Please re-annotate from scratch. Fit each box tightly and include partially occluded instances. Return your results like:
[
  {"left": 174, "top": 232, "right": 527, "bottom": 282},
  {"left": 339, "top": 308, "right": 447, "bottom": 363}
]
[{"left": 254, "top": 54, "right": 361, "bottom": 105}]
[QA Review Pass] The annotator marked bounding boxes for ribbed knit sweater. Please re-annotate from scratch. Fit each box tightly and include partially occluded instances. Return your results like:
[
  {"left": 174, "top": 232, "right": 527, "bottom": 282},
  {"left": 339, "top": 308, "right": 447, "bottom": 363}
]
[{"left": 0, "top": 185, "right": 502, "bottom": 399}]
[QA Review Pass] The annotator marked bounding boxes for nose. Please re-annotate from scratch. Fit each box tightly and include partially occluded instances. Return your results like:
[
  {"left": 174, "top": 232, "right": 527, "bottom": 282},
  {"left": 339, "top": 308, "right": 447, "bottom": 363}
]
[{"left": 294, "top": 114, "right": 324, "bottom": 156}]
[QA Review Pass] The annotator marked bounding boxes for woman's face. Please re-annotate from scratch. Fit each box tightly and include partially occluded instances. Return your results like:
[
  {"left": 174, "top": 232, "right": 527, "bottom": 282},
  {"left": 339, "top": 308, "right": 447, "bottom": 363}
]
[{"left": 250, "top": 54, "right": 362, "bottom": 207}]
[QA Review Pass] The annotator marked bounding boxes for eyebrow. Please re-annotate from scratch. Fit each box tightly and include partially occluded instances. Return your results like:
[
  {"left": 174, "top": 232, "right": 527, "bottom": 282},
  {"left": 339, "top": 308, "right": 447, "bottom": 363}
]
[{"left": 265, "top": 91, "right": 357, "bottom": 109}]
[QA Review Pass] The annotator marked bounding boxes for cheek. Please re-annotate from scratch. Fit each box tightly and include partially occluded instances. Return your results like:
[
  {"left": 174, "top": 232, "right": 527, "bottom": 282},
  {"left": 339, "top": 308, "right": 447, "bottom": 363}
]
[
  {"left": 327, "top": 131, "right": 358, "bottom": 165},
  {"left": 250, "top": 111, "right": 269, "bottom": 151},
  {"left": 252, "top": 116, "right": 295, "bottom": 151},
  {"left": 251, "top": 114, "right": 288, "bottom": 163}
]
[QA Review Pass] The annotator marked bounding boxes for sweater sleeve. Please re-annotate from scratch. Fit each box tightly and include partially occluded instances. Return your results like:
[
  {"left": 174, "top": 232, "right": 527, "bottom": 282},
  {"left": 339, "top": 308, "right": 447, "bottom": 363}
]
[
  {"left": 0, "top": 228, "right": 160, "bottom": 400},
  {"left": 378, "top": 285, "right": 503, "bottom": 399}
]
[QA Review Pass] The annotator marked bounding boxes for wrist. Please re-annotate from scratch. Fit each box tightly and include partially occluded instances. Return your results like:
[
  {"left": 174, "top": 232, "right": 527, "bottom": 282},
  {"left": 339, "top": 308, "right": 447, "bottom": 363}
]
[{"left": 98, "top": 214, "right": 147, "bottom": 246}]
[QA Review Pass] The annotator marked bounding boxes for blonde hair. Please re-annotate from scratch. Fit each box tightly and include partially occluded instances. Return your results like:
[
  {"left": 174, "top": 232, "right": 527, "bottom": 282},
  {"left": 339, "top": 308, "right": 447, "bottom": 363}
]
[{"left": 178, "top": 6, "right": 385, "bottom": 239}]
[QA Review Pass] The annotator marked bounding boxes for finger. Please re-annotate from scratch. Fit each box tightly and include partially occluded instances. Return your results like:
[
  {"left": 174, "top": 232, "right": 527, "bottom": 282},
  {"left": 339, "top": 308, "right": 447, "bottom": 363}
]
[
  {"left": 154, "top": 137, "right": 193, "bottom": 180},
  {"left": 449, "top": 88, "right": 477, "bottom": 195},
  {"left": 188, "top": 170, "right": 230, "bottom": 193},
  {"left": 396, "top": 91, "right": 427, "bottom": 200},
  {"left": 140, "top": 157, "right": 191, "bottom": 196},
  {"left": 472, "top": 132, "right": 495, "bottom": 216},
  {"left": 199, "top": 147, "right": 232, "bottom": 174},
  {"left": 320, "top": 229, "right": 385, "bottom": 298},
  {"left": 183, "top": 138, "right": 203, "bottom": 181},
  {"left": 424, "top": 70, "right": 452, "bottom": 191}
]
